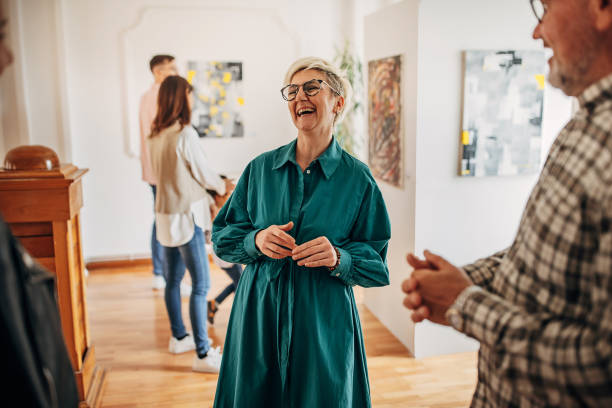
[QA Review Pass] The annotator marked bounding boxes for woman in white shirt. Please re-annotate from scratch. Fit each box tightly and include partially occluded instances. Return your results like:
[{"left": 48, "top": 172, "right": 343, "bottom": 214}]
[{"left": 148, "top": 75, "right": 233, "bottom": 373}]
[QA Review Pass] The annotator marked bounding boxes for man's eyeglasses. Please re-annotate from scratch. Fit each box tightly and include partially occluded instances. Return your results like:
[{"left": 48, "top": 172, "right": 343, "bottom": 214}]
[
  {"left": 280, "top": 79, "right": 340, "bottom": 101},
  {"left": 530, "top": 0, "right": 547, "bottom": 23}
]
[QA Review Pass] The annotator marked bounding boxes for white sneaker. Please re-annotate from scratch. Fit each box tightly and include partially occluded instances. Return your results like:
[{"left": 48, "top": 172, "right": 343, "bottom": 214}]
[
  {"left": 168, "top": 334, "right": 196, "bottom": 354},
  {"left": 152, "top": 275, "right": 166, "bottom": 290},
  {"left": 180, "top": 282, "right": 192, "bottom": 297},
  {"left": 192, "top": 346, "right": 222, "bottom": 373}
]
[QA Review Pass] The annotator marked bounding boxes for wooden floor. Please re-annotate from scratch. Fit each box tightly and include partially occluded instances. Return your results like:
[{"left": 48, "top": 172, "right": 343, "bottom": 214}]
[{"left": 86, "top": 264, "right": 477, "bottom": 407}]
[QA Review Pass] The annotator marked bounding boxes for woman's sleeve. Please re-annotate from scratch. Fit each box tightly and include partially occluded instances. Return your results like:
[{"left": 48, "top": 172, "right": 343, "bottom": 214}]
[
  {"left": 180, "top": 128, "right": 226, "bottom": 195},
  {"left": 332, "top": 178, "right": 391, "bottom": 288},
  {"left": 211, "top": 162, "right": 263, "bottom": 265}
]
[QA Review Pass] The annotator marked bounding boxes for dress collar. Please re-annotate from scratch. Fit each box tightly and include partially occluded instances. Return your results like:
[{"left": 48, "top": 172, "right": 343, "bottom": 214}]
[{"left": 272, "top": 137, "right": 343, "bottom": 180}]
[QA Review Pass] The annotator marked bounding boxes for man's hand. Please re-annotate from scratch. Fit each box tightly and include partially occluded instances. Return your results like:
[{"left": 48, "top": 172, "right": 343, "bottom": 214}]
[
  {"left": 402, "top": 250, "right": 472, "bottom": 325},
  {"left": 209, "top": 203, "right": 220, "bottom": 220},
  {"left": 213, "top": 179, "right": 236, "bottom": 209},
  {"left": 255, "top": 221, "right": 296, "bottom": 259},
  {"left": 223, "top": 178, "right": 235, "bottom": 195},
  {"left": 292, "top": 236, "right": 337, "bottom": 268}
]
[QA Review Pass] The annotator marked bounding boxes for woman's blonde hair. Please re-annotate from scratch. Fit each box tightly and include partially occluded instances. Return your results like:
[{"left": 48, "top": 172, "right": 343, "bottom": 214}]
[{"left": 283, "top": 57, "right": 352, "bottom": 125}]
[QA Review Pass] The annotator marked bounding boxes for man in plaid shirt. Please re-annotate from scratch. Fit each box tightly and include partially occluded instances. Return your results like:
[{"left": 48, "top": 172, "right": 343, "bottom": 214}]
[{"left": 402, "top": 0, "right": 612, "bottom": 406}]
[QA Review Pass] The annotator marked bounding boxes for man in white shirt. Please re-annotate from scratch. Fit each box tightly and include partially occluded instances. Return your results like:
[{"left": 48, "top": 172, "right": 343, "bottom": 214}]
[{"left": 139, "top": 54, "right": 183, "bottom": 291}]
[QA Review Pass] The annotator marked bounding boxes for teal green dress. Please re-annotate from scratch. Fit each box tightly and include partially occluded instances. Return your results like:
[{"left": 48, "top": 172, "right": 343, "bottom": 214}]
[{"left": 212, "top": 138, "right": 391, "bottom": 408}]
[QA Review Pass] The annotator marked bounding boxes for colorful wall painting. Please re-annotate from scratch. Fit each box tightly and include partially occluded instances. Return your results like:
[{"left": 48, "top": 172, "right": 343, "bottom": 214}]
[
  {"left": 460, "top": 50, "right": 546, "bottom": 177},
  {"left": 186, "top": 61, "right": 245, "bottom": 138},
  {"left": 368, "top": 55, "right": 403, "bottom": 188}
]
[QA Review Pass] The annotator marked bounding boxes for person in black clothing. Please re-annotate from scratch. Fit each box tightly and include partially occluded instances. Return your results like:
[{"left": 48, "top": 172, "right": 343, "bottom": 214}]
[
  {"left": 0, "top": 214, "right": 79, "bottom": 407},
  {"left": 207, "top": 263, "right": 242, "bottom": 325}
]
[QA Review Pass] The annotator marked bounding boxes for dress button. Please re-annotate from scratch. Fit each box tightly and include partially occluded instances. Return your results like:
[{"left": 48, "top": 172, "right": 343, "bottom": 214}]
[{"left": 306, "top": 169, "right": 311, "bottom": 174}]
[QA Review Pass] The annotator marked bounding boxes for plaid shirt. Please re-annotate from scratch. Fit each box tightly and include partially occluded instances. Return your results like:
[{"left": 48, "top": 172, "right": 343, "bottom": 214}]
[{"left": 451, "top": 73, "right": 612, "bottom": 407}]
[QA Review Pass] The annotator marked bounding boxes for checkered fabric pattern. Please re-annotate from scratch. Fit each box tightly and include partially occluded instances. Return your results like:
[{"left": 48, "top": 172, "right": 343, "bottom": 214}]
[{"left": 454, "top": 73, "right": 612, "bottom": 407}]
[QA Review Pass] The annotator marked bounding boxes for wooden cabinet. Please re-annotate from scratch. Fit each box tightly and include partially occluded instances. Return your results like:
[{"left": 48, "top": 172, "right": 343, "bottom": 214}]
[{"left": 0, "top": 146, "right": 106, "bottom": 408}]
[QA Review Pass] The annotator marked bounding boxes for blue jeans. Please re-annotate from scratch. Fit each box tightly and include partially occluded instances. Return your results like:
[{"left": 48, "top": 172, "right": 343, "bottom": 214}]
[
  {"left": 215, "top": 264, "right": 243, "bottom": 305},
  {"left": 163, "top": 226, "right": 211, "bottom": 356},
  {"left": 150, "top": 185, "right": 165, "bottom": 277}
]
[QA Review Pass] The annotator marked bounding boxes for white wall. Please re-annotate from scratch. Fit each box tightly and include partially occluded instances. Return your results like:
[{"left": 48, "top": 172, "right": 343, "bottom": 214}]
[
  {"left": 3, "top": 0, "right": 575, "bottom": 358},
  {"left": 364, "top": 0, "right": 419, "bottom": 355},
  {"left": 0, "top": 0, "right": 21, "bottom": 157},
  {"left": 121, "top": 7, "right": 300, "bottom": 168},
  {"left": 51, "top": 0, "right": 349, "bottom": 259},
  {"left": 0, "top": 0, "right": 68, "bottom": 160},
  {"left": 413, "top": 0, "right": 572, "bottom": 357},
  {"left": 362, "top": 0, "right": 573, "bottom": 357},
  {"left": 1, "top": 0, "right": 350, "bottom": 259},
  {"left": 1, "top": 0, "right": 31, "bottom": 158}
]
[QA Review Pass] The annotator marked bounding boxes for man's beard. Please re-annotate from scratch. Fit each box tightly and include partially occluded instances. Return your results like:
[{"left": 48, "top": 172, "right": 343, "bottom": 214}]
[
  {"left": 547, "top": 27, "right": 600, "bottom": 96},
  {"left": 548, "top": 54, "right": 594, "bottom": 96}
]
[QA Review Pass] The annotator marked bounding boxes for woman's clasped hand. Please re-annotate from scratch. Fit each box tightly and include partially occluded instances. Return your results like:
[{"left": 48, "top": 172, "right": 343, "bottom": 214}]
[{"left": 255, "top": 222, "right": 337, "bottom": 268}]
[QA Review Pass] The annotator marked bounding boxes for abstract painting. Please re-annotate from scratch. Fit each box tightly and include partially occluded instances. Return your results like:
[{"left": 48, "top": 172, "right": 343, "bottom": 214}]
[
  {"left": 368, "top": 55, "right": 403, "bottom": 188},
  {"left": 186, "top": 61, "right": 245, "bottom": 138},
  {"left": 459, "top": 50, "right": 546, "bottom": 177}
]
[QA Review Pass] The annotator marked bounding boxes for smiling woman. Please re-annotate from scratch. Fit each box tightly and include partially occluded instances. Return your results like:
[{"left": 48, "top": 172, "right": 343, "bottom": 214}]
[
  {"left": 211, "top": 57, "right": 391, "bottom": 408},
  {"left": 283, "top": 57, "right": 352, "bottom": 128}
]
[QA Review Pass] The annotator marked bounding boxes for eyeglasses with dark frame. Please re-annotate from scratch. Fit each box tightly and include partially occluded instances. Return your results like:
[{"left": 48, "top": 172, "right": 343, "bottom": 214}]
[
  {"left": 530, "top": 0, "right": 548, "bottom": 23},
  {"left": 280, "top": 79, "right": 341, "bottom": 101}
]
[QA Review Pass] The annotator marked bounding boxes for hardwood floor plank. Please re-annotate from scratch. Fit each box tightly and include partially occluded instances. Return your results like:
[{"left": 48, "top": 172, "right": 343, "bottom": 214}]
[{"left": 86, "top": 265, "right": 477, "bottom": 407}]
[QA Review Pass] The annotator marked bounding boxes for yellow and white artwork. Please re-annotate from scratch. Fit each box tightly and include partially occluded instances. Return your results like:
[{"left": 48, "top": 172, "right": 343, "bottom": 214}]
[
  {"left": 186, "top": 61, "right": 244, "bottom": 138},
  {"left": 459, "top": 50, "right": 546, "bottom": 177}
]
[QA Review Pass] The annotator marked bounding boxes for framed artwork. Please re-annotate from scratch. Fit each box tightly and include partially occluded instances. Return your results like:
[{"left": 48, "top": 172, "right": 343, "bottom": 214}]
[
  {"left": 459, "top": 50, "right": 546, "bottom": 177},
  {"left": 368, "top": 55, "right": 403, "bottom": 188},
  {"left": 186, "top": 61, "right": 245, "bottom": 138}
]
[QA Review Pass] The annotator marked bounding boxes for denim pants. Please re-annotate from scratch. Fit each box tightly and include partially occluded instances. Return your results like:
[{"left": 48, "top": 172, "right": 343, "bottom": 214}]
[
  {"left": 150, "top": 184, "right": 165, "bottom": 277},
  {"left": 215, "top": 263, "right": 243, "bottom": 305},
  {"left": 163, "top": 226, "right": 211, "bottom": 356}
]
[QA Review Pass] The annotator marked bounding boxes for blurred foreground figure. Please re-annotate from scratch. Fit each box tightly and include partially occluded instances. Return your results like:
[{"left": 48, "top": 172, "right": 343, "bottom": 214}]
[{"left": 0, "top": 216, "right": 79, "bottom": 407}]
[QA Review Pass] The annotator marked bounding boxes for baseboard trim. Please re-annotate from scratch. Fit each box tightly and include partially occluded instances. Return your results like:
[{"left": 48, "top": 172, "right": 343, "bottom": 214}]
[
  {"left": 85, "top": 256, "right": 152, "bottom": 272},
  {"left": 85, "top": 253, "right": 215, "bottom": 272}
]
